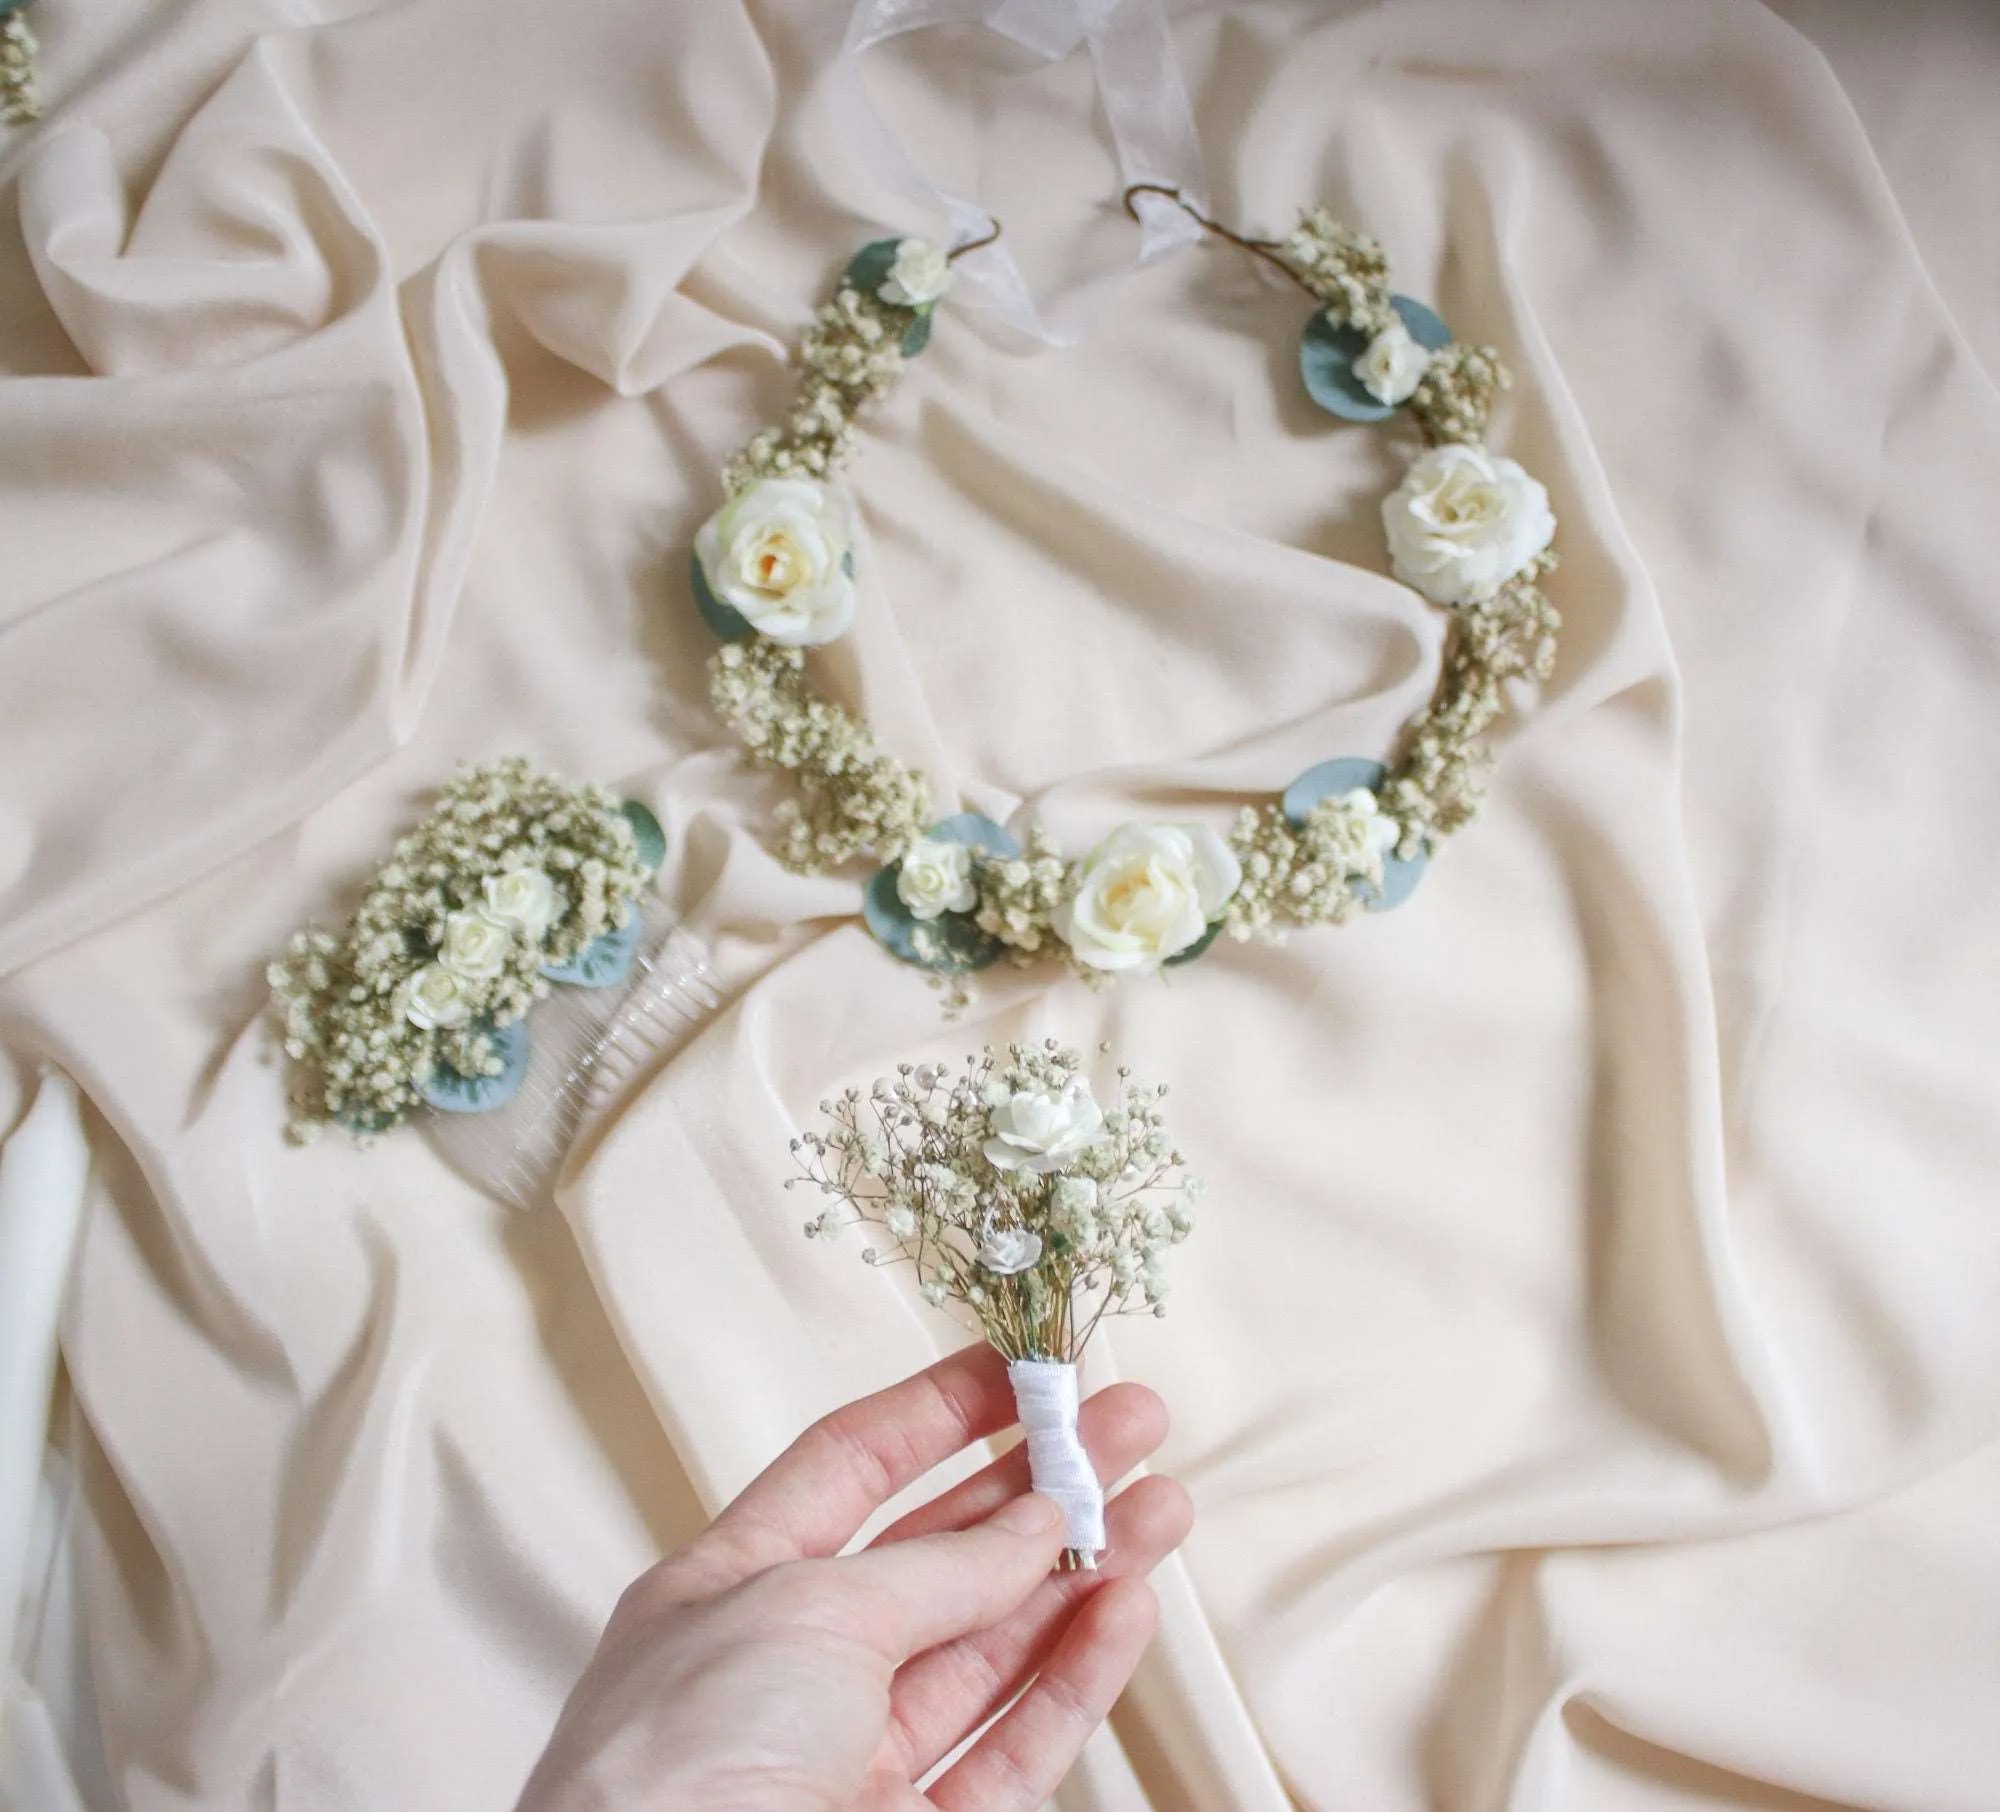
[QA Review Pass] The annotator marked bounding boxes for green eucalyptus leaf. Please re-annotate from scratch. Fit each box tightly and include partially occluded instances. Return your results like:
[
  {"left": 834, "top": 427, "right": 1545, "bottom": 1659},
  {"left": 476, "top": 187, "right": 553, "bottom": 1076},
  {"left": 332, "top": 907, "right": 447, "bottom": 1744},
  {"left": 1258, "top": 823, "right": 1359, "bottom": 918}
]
[
  {"left": 863, "top": 864, "right": 1002, "bottom": 974},
  {"left": 540, "top": 911, "right": 643, "bottom": 988},
  {"left": 844, "top": 238, "right": 902, "bottom": 297},
  {"left": 1163, "top": 919, "right": 1225, "bottom": 968},
  {"left": 618, "top": 799, "right": 667, "bottom": 871},
  {"left": 690, "top": 550, "right": 755, "bottom": 642},
  {"left": 1353, "top": 846, "right": 1429, "bottom": 912},
  {"left": 901, "top": 308, "right": 934, "bottom": 357},
  {"left": 924, "top": 811, "right": 1021, "bottom": 859},
  {"left": 421, "top": 1018, "right": 530, "bottom": 1115},
  {"left": 1282, "top": 758, "right": 1428, "bottom": 912},
  {"left": 1299, "top": 295, "right": 1453, "bottom": 422},
  {"left": 1282, "top": 758, "right": 1388, "bottom": 825}
]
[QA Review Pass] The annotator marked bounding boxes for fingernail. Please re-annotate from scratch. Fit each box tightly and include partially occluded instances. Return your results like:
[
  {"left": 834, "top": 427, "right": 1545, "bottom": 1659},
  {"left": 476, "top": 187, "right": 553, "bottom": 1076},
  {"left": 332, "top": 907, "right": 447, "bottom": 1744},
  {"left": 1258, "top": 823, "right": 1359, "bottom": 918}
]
[{"left": 991, "top": 1492, "right": 1060, "bottom": 1536}]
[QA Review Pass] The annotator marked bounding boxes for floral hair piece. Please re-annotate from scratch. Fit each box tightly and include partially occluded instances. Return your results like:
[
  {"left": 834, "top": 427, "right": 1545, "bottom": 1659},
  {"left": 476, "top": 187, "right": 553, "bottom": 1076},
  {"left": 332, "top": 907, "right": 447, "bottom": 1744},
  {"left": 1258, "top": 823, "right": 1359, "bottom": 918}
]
[
  {"left": 268, "top": 757, "right": 665, "bottom": 1143},
  {"left": 792, "top": 1041, "right": 1198, "bottom": 1570},
  {"left": 692, "top": 194, "right": 1561, "bottom": 1004}
]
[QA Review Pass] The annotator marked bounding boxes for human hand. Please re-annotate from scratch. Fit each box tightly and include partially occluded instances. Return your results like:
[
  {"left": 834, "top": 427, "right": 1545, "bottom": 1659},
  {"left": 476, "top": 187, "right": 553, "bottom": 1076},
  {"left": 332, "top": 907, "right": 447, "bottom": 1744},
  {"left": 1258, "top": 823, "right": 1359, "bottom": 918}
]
[{"left": 515, "top": 1344, "right": 1192, "bottom": 1811}]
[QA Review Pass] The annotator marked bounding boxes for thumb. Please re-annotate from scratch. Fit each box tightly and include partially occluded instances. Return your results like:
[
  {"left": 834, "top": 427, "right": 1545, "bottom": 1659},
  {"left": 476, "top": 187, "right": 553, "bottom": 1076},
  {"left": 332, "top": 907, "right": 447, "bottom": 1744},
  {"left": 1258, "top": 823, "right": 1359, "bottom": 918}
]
[{"left": 832, "top": 1493, "right": 1069, "bottom": 1661}]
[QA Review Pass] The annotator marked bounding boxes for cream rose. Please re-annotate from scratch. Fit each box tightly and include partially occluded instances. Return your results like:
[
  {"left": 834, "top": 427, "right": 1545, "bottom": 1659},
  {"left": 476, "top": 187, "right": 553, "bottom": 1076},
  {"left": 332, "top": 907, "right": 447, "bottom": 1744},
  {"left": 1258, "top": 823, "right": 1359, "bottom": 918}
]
[
  {"left": 1381, "top": 444, "right": 1555, "bottom": 606},
  {"left": 438, "top": 909, "right": 511, "bottom": 981},
  {"left": 695, "top": 477, "right": 858, "bottom": 646},
  {"left": 978, "top": 1225, "right": 1043, "bottom": 1275},
  {"left": 1337, "top": 789, "right": 1400, "bottom": 863},
  {"left": 403, "top": 964, "right": 475, "bottom": 1031},
  {"left": 479, "top": 865, "right": 561, "bottom": 939},
  {"left": 896, "top": 835, "right": 977, "bottom": 921},
  {"left": 880, "top": 238, "right": 953, "bottom": 309},
  {"left": 1353, "top": 320, "right": 1430, "bottom": 405},
  {"left": 985, "top": 1079, "right": 1106, "bottom": 1176},
  {"left": 1053, "top": 822, "right": 1242, "bottom": 974}
]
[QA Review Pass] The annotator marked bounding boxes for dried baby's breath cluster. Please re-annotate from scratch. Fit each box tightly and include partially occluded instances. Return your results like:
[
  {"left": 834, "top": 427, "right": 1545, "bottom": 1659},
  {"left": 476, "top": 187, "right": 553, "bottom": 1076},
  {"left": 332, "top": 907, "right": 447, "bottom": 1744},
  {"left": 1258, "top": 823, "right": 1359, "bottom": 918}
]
[
  {"left": 1385, "top": 552, "right": 1561, "bottom": 847},
  {"left": 1409, "top": 342, "right": 1511, "bottom": 446},
  {"left": 1, "top": 10, "right": 37, "bottom": 126},
  {"left": 791, "top": 1042, "right": 1199, "bottom": 1360},
  {"left": 970, "top": 829, "right": 1072, "bottom": 959},
  {"left": 1281, "top": 207, "right": 1513, "bottom": 448},
  {"left": 1225, "top": 792, "right": 1392, "bottom": 941},
  {"left": 724, "top": 284, "right": 912, "bottom": 491},
  {"left": 708, "top": 638, "right": 931, "bottom": 871},
  {"left": 1282, "top": 207, "right": 1397, "bottom": 336},
  {"left": 268, "top": 758, "right": 651, "bottom": 1142}
]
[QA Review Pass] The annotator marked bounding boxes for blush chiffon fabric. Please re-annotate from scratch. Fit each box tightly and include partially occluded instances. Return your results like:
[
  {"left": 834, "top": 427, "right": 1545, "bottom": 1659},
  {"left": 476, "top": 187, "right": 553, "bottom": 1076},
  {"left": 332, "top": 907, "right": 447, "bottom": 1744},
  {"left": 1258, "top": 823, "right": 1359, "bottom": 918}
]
[{"left": 1, "top": 1, "right": 1997, "bottom": 1807}]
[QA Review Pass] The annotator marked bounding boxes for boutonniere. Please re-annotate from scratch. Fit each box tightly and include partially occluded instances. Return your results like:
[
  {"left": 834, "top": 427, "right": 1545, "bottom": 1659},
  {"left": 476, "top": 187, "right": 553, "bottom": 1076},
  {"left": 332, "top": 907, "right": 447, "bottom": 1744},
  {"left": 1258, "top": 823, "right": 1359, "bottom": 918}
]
[
  {"left": 792, "top": 1041, "right": 1200, "bottom": 1570},
  {"left": 268, "top": 757, "right": 665, "bottom": 1143}
]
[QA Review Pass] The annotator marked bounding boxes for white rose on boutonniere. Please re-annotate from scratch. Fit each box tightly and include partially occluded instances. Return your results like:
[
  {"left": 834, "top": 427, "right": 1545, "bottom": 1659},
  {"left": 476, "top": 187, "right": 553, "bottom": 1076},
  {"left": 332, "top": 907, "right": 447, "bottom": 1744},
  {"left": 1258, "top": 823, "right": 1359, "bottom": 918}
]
[
  {"left": 695, "top": 477, "right": 858, "bottom": 646},
  {"left": 978, "top": 1225, "right": 1043, "bottom": 1275},
  {"left": 402, "top": 964, "right": 476, "bottom": 1031},
  {"left": 1053, "top": 823, "right": 1241, "bottom": 974},
  {"left": 1352, "top": 319, "right": 1430, "bottom": 405},
  {"left": 438, "top": 909, "right": 511, "bottom": 981},
  {"left": 984, "top": 1078, "right": 1106, "bottom": 1176},
  {"left": 880, "top": 239, "right": 953, "bottom": 309},
  {"left": 896, "top": 835, "right": 978, "bottom": 920},
  {"left": 479, "top": 866, "right": 562, "bottom": 939},
  {"left": 1381, "top": 444, "right": 1555, "bottom": 607}
]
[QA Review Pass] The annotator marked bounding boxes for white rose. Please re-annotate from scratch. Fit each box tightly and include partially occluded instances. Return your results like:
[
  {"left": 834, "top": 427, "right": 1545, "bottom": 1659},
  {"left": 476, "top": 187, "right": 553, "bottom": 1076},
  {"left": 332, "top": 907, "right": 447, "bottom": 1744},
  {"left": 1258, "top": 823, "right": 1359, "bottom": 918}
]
[
  {"left": 1053, "top": 822, "right": 1242, "bottom": 974},
  {"left": 479, "top": 865, "right": 562, "bottom": 938},
  {"left": 695, "top": 477, "right": 858, "bottom": 646},
  {"left": 880, "top": 238, "right": 953, "bottom": 309},
  {"left": 1338, "top": 789, "right": 1400, "bottom": 862},
  {"left": 979, "top": 1226, "right": 1044, "bottom": 1275},
  {"left": 438, "top": 909, "right": 511, "bottom": 981},
  {"left": 896, "top": 835, "right": 977, "bottom": 920},
  {"left": 985, "top": 1079, "right": 1106, "bottom": 1175},
  {"left": 403, "top": 964, "right": 475, "bottom": 1031},
  {"left": 1381, "top": 444, "right": 1556, "bottom": 607},
  {"left": 1352, "top": 320, "right": 1430, "bottom": 405}
]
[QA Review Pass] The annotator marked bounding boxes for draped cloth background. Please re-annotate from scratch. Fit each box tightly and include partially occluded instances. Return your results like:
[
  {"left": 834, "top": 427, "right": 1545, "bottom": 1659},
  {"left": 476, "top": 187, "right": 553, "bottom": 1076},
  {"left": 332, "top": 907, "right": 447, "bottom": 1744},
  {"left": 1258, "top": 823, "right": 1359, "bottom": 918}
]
[{"left": 2, "top": 0, "right": 1998, "bottom": 1805}]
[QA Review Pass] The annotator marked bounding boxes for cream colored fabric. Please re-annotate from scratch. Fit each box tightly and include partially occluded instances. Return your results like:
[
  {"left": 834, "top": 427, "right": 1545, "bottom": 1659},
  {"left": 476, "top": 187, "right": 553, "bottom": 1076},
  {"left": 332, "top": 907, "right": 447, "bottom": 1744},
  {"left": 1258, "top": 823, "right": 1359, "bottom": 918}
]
[{"left": 2, "top": 1, "right": 1998, "bottom": 1807}]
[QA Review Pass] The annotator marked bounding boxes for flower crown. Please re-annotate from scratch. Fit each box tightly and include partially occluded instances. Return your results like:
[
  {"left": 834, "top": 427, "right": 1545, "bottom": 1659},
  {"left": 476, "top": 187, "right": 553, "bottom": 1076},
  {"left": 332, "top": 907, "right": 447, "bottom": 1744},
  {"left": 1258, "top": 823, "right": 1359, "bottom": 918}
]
[{"left": 692, "top": 195, "right": 1560, "bottom": 1004}]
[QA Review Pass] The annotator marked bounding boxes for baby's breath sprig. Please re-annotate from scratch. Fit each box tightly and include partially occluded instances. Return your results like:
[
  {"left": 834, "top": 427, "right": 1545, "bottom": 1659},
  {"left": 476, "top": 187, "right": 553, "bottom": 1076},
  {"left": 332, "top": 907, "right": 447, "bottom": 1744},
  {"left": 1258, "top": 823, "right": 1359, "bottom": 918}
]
[
  {"left": 267, "top": 757, "right": 657, "bottom": 1143},
  {"left": 792, "top": 1042, "right": 1196, "bottom": 1354},
  {"left": 792, "top": 1040, "right": 1199, "bottom": 1569},
  {"left": 708, "top": 638, "right": 931, "bottom": 871}
]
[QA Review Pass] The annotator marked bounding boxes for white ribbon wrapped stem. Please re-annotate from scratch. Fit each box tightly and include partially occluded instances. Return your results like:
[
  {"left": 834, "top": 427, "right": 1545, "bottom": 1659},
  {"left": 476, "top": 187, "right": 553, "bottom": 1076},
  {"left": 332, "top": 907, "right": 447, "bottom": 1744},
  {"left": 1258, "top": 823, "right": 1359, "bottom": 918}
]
[
  {"left": 1007, "top": 1358, "right": 1105, "bottom": 1561},
  {"left": 830, "top": 0, "right": 1210, "bottom": 345}
]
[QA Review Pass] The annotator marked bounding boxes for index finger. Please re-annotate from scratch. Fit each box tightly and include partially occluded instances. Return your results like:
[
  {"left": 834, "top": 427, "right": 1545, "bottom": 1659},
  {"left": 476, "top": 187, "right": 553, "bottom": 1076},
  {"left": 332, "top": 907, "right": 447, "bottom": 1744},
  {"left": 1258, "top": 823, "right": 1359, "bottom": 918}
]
[{"left": 692, "top": 1345, "right": 1022, "bottom": 1579}]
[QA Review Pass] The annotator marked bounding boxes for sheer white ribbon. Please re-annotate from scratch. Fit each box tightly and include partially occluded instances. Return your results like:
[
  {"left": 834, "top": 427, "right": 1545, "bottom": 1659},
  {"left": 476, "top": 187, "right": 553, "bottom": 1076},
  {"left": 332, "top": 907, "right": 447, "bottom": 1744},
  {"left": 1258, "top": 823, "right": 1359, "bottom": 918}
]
[{"left": 829, "top": 0, "right": 1210, "bottom": 344}]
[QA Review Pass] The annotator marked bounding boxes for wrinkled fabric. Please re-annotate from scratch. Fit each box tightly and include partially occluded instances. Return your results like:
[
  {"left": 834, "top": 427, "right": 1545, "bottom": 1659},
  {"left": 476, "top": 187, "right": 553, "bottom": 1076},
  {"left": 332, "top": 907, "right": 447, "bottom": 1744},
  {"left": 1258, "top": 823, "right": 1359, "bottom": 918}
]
[{"left": 1, "top": 1, "right": 1997, "bottom": 1807}]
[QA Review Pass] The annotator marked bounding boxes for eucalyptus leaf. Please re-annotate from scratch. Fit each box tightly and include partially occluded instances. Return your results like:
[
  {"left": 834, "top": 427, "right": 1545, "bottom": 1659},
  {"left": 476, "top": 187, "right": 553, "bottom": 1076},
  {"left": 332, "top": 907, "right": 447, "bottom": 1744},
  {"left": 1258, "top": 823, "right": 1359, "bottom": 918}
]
[
  {"left": 618, "top": 799, "right": 667, "bottom": 871},
  {"left": 690, "top": 550, "right": 754, "bottom": 642},
  {"left": 864, "top": 864, "right": 1002, "bottom": 974},
  {"left": 1299, "top": 294, "right": 1453, "bottom": 422},
  {"left": 924, "top": 811, "right": 1021, "bottom": 859},
  {"left": 844, "top": 238, "right": 902, "bottom": 297},
  {"left": 540, "top": 911, "right": 643, "bottom": 988},
  {"left": 1282, "top": 758, "right": 1427, "bottom": 912},
  {"left": 421, "top": 1018, "right": 530, "bottom": 1115},
  {"left": 1353, "top": 845, "right": 1429, "bottom": 912},
  {"left": 1163, "top": 919, "right": 1225, "bottom": 968},
  {"left": 1282, "top": 758, "right": 1388, "bottom": 825},
  {"left": 901, "top": 308, "right": 934, "bottom": 357}
]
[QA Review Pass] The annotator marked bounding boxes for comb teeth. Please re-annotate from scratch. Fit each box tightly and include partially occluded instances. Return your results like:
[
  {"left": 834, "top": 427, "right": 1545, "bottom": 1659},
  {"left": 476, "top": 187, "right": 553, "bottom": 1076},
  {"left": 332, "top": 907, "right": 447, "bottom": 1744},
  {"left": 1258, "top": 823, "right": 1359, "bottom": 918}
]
[{"left": 423, "top": 918, "right": 723, "bottom": 1209}]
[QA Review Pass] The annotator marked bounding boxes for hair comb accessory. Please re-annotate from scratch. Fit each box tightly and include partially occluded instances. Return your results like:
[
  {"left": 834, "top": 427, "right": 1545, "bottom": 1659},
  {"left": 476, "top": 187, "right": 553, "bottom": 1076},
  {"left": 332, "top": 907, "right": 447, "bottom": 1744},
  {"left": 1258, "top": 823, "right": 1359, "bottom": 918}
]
[{"left": 267, "top": 757, "right": 686, "bottom": 1158}]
